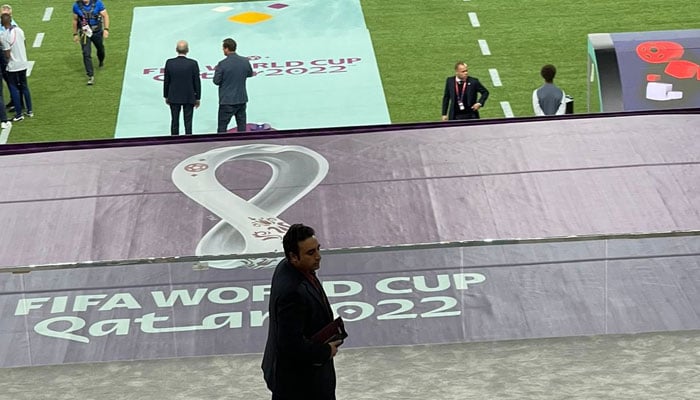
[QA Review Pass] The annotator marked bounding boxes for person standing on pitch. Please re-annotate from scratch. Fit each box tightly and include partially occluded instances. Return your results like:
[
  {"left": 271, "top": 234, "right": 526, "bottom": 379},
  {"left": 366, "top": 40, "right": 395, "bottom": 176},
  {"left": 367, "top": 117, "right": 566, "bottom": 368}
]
[
  {"left": 262, "top": 224, "right": 344, "bottom": 400},
  {"left": 533, "top": 64, "right": 566, "bottom": 116},
  {"left": 163, "top": 40, "right": 201, "bottom": 135},
  {"left": 441, "top": 61, "right": 489, "bottom": 120},
  {"left": 0, "top": 4, "right": 19, "bottom": 113},
  {"left": 213, "top": 37, "right": 253, "bottom": 133},
  {"left": 0, "top": 13, "right": 32, "bottom": 122},
  {"left": 72, "top": 0, "right": 110, "bottom": 86}
]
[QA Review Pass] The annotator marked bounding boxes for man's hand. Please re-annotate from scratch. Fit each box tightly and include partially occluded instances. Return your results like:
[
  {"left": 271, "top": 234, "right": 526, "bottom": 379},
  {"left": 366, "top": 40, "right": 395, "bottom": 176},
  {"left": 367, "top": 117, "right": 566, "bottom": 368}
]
[
  {"left": 103, "top": 30, "right": 109, "bottom": 39},
  {"left": 73, "top": 34, "right": 79, "bottom": 43},
  {"left": 441, "top": 115, "right": 448, "bottom": 121},
  {"left": 471, "top": 103, "right": 482, "bottom": 111},
  {"left": 328, "top": 339, "right": 343, "bottom": 358},
  {"left": 195, "top": 100, "right": 200, "bottom": 109}
]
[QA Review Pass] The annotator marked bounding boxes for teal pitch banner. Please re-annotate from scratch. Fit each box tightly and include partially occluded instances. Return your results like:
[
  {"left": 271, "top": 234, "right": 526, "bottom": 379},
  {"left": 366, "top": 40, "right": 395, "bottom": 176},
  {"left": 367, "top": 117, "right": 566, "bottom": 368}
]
[{"left": 115, "top": 0, "right": 390, "bottom": 138}]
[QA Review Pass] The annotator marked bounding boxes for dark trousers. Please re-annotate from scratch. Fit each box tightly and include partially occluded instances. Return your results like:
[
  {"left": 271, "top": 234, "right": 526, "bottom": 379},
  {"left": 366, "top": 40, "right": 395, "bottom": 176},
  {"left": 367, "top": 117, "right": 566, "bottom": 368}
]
[
  {"left": 81, "top": 30, "right": 105, "bottom": 77},
  {"left": 2, "top": 70, "right": 17, "bottom": 109},
  {"left": 0, "top": 81, "right": 7, "bottom": 122},
  {"left": 169, "top": 103, "right": 194, "bottom": 135},
  {"left": 7, "top": 70, "right": 32, "bottom": 118},
  {"left": 217, "top": 103, "right": 247, "bottom": 133},
  {"left": 454, "top": 111, "right": 479, "bottom": 120}
]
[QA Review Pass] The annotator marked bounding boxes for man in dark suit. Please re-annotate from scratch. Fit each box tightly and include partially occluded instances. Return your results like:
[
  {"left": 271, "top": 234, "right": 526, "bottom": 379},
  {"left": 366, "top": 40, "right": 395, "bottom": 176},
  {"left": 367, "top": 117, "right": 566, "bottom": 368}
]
[
  {"left": 213, "top": 37, "right": 253, "bottom": 133},
  {"left": 163, "top": 40, "right": 201, "bottom": 135},
  {"left": 441, "top": 61, "right": 489, "bottom": 120},
  {"left": 262, "top": 224, "right": 343, "bottom": 400}
]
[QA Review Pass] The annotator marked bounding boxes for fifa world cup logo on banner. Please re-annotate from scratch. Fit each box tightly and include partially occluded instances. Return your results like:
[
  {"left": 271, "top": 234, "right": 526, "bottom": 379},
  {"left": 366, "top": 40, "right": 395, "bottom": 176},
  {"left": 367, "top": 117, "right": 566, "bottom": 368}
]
[{"left": 172, "top": 144, "right": 329, "bottom": 269}]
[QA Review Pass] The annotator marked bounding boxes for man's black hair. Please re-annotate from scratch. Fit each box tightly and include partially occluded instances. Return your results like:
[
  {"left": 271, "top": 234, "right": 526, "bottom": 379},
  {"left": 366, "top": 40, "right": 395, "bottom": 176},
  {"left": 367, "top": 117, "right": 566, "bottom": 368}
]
[
  {"left": 223, "top": 38, "right": 237, "bottom": 52},
  {"left": 541, "top": 64, "right": 557, "bottom": 83},
  {"left": 283, "top": 224, "right": 315, "bottom": 261}
]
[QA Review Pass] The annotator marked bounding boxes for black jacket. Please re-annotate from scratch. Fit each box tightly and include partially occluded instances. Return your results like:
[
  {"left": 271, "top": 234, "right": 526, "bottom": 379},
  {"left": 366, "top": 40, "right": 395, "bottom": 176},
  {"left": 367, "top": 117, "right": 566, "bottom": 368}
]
[
  {"left": 163, "top": 55, "right": 201, "bottom": 104},
  {"left": 442, "top": 76, "right": 489, "bottom": 120},
  {"left": 262, "top": 259, "right": 336, "bottom": 400}
]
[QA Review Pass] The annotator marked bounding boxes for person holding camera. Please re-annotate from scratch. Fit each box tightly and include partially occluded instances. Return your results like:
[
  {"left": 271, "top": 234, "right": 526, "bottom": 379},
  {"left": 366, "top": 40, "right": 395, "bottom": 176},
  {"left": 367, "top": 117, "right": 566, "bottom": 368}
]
[{"left": 72, "top": 0, "right": 110, "bottom": 86}]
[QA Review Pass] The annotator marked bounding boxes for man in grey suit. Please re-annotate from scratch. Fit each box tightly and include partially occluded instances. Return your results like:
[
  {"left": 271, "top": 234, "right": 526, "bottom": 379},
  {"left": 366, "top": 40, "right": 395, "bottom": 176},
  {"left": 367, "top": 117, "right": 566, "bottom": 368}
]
[
  {"left": 163, "top": 40, "right": 201, "bottom": 135},
  {"left": 213, "top": 37, "right": 253, "bottom": 133}
]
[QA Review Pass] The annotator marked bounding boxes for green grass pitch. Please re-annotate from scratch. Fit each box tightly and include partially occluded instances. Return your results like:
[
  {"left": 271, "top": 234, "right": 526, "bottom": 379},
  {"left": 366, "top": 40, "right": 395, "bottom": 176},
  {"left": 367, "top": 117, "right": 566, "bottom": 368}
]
[{"left": 5, "top": 0, "right": 699, "bottom": 143}]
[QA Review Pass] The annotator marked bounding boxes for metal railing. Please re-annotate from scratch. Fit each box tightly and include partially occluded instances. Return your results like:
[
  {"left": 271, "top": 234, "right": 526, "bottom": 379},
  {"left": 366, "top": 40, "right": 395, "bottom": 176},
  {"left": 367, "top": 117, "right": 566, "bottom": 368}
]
[{"left": 2, "top": 229, "right": 698, "bottom": 275}]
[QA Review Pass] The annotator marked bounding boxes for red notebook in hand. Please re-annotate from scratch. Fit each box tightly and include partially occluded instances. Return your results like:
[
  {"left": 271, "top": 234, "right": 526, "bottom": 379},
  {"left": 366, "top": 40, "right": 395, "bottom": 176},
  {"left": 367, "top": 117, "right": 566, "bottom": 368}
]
[{"left": 310, "top": 317, "right": 348, "bottom": 344}]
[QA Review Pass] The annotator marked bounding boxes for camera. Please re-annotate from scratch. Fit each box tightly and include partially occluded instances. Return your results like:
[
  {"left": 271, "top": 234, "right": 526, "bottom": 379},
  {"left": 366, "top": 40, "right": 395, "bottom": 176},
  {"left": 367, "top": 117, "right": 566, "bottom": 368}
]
[{"left": 81, "top": 24, "right": 92, "bottom": 38}]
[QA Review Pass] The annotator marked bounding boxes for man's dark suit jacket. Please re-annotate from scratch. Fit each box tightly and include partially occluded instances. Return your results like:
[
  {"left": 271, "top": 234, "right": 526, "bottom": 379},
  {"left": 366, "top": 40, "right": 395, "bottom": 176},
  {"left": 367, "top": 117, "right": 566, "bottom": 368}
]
[
  {"left": 213, "top": 52, "right": 253, "bottom": 105},
  {"left": 163, "top": 55, "right": 201, "bottom": 104},
  {"left": 441, "top": 76, "right": 490, "bottom": 120},
  {"left": 262, "top": 259, "right": 336, "bottom": 400}
]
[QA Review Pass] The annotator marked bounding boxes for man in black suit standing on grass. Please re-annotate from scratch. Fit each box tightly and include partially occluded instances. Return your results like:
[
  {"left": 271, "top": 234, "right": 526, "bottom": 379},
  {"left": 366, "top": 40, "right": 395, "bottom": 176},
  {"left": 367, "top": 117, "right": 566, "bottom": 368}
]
[
  {"left": 163, "top": 40, "right": 201, "bottom": 135},
  {"left": 441, "top": 61, "right": 489, "bottom": 120}
]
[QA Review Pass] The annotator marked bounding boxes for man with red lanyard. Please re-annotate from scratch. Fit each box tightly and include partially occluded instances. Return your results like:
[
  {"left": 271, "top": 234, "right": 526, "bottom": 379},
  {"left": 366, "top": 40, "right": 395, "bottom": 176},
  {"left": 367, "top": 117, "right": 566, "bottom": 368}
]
[
  {"left": 72, "top": 0, "right": 110, "bottom": 85},
  {"left": 441, "top": 61, "right": 490, "bottom": 120}
]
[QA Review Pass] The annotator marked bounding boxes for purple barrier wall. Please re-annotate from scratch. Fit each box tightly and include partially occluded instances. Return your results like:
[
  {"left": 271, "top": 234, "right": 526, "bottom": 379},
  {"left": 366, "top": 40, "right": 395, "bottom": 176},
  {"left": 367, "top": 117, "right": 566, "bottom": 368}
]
[{"left": 1, "top": 113, "right": 699, "bottom": 367}]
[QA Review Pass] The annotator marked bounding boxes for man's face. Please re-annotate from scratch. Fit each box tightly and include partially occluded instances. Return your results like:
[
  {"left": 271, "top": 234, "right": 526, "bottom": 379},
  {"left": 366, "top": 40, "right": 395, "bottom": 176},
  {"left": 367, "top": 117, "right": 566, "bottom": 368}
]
[
  {"left": 290, "top": 236, "right": 321, "bottom": 272},
  {"left": 455, "top": 64, "right": 468, "bottom": 80}
]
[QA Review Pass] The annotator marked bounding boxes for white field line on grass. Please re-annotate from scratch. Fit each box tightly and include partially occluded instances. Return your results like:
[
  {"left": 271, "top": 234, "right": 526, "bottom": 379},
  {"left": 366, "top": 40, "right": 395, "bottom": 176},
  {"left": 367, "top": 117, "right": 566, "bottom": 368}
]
[
  {"left": 477, "top": 39, "right": 491, "bottom": 55},
  {"left": 489, "top": 68, "right": 502, "bottom": 87},
  {"left": 468, "top": 5, "right": 511, "bottom": 117},
  {"left": 0, "top": 124, "right": 11, "bottom": 144},
  {"left": 42, "top": 7, "right": 54, "bottom": 22},
  {"left": 33, "top": 32, "right": 44, "bottom": 48},
  {"left": 500, "top": 101, "right": 514, "bottom": 118},
  {"left": 468, "top": 12, "right": 480, "bottom": 27}
]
